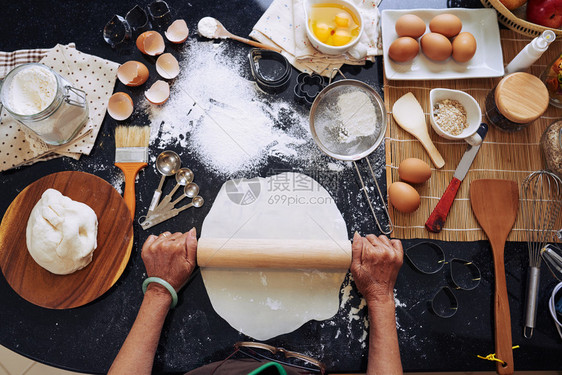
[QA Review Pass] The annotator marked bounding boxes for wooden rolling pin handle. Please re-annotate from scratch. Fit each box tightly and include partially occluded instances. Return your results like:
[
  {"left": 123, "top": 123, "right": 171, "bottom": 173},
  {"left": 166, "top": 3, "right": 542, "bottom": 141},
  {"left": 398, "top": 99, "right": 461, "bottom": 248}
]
[
  {"left": 425, "top": 177, "right": 461, "bottom": 233},
  {"left": 115, "top": 162, "right": 147, "bottom": 219},
  {"left": 490, "top": 237, "right": 514, "bottom": 375},
  {"left": 197, "top": 238, "right": 352, "bottom": 270}
]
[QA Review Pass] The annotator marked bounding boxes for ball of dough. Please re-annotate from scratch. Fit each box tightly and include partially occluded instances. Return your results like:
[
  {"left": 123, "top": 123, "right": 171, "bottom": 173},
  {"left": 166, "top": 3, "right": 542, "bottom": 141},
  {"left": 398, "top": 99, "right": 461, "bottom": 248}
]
[{"left": 26, "top": 189, "right": 98, "bottom": 275}]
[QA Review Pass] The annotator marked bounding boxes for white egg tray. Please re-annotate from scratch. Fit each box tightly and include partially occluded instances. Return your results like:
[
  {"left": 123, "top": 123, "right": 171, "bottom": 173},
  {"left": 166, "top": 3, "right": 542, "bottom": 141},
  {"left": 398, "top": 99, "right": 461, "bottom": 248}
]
[{"left": 381, "top": 8, "right": 505, "bottom": 80}]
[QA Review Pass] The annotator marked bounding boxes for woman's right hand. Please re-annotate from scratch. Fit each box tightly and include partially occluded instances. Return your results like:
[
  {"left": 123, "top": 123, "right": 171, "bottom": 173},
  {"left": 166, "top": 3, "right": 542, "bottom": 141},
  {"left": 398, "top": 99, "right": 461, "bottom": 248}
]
[
  {"left": 350, "top": 232, "right": 403, "bottom": 305},
  {"left": 141, "top": 227, "right": 198, "bottom": 292}
]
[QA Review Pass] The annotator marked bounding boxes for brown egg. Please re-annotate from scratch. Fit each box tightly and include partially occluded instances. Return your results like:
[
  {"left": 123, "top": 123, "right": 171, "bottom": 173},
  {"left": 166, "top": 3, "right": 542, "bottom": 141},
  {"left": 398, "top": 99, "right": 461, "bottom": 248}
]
[
  {"left": 421, "top": 32, "right": 452, "bottom": 61},
  {"left": 395, "top": 14, "right": 426, "bottom": 38},
  {"left": 398, "top": 158, "right": 432, "bottom": 184},
  {"left": 429, "top": 14, "right": 462, "bottom": 38},
  {"left": 389, "top": 182, "right": 421, "bottom": 213},
  {"left": 452, "top": 32, "right": 477, "bottom": 63},
  {"left": 388, "top": 37, "right": 419, "bottom": 63}
]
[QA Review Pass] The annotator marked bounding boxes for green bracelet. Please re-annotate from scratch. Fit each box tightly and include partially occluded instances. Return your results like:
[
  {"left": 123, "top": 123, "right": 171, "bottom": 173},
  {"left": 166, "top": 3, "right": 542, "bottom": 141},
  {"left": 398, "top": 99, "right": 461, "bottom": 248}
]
[{"left": 142, "top": 277, "right": 178, "bottom": 308}]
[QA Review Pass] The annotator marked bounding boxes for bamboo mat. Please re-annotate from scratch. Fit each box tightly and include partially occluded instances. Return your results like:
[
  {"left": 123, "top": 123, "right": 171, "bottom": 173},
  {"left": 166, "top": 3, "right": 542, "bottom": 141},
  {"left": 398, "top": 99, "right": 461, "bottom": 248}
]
[{"left": 384, "top": 29, "right": 562, "bottom": 242}]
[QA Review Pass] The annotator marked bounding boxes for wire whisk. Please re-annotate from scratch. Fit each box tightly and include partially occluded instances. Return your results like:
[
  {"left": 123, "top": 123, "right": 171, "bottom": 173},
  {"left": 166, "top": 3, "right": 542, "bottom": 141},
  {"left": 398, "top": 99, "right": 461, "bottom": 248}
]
[{"left": 521, "top": 170, "right": 562, "bottom": 338}]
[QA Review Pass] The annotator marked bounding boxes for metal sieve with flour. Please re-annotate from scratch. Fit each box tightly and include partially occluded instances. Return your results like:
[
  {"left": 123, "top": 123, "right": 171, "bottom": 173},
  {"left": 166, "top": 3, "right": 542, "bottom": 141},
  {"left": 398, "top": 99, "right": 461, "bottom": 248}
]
[{"left": 309, "top": 71, "right": 392, "bottom": 234}]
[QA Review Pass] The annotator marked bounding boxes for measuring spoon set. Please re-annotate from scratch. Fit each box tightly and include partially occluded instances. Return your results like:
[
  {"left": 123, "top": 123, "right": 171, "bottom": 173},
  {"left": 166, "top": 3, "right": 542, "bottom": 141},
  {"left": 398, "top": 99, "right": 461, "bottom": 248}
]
[{"left": 139, "top": 150, "right": 204, "bottom": 230}]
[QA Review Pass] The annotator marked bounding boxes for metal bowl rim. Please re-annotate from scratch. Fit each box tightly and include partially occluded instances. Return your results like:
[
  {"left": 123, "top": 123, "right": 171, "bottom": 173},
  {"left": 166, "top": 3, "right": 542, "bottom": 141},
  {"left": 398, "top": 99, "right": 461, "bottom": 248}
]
[{"left": 309, "top": 79, "right": 387, "bottom": 161}]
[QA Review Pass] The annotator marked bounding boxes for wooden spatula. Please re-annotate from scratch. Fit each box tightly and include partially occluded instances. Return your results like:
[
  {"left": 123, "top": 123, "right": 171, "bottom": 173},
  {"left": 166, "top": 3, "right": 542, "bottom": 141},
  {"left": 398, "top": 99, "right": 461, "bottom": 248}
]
[
  {"left": 470, "top": 179, "right": 519, "bottom": 375},
  {"left": 392, "top": 92, "right": 445, "bottom": 168}
]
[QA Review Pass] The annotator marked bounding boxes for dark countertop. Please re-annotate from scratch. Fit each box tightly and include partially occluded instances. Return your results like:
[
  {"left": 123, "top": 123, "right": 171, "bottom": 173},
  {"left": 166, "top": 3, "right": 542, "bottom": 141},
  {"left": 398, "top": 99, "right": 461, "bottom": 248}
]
[{"left": 1, "top": 0, "right": 561, "bottom": 374}]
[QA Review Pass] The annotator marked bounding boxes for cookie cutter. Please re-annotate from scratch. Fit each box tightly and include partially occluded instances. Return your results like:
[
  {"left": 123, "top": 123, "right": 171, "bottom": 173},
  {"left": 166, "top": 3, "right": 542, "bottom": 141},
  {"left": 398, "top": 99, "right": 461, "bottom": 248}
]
[
  {"left": 103, "top": 15, "right": 132, "bottom": 48},
  {"left": 294, "top": 72, "right": 325, "bottom": 106},
  {"left": 405, "top": 241, "right": 481, "bottom": 318},
  {"left": 105, "top": 2, "right": 171, "bottom": 48},
  {"left": 404, "top": 241, "right": 446, "bottom": 275},
  {"left": 431, "top": 286, "right": 458, "bottom": 319},
  {"left": 449, "top": 258, "right": 481, "bottom": 291},
  {"left": 248, "top": 49, "right": 291, "bottom": 94},
  {"left": 126, "top": 5, "right": 151, "bottom": 35},
  {"left": 148, "top": 0, "right": 172, "bottom": 30}
]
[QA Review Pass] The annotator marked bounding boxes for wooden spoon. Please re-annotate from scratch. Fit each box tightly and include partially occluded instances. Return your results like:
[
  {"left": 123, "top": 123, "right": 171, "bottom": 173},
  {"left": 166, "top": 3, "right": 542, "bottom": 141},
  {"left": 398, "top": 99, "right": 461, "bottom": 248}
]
[
  {"left": 392, "top": 92, "right": 445, "bottom": 168},
  {"left": 205, "top": 17, "right": 282, "bottom": 53},
  {"left": 470, "top": 179, "right": 519, "bottom": 375}
]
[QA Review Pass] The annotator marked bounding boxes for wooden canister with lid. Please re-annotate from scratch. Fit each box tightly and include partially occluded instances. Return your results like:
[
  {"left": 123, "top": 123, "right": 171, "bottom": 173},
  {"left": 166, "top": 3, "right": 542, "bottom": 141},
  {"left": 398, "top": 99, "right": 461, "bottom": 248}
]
[{"left": 485, "top": 72, "right": 549, "bottom": 132}]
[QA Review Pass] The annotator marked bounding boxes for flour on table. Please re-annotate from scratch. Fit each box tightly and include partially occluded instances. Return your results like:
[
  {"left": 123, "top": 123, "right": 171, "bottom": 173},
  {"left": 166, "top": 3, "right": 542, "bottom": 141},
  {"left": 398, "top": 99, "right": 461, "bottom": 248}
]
[
  {"left": 146, "top": 40, "right": 328, "bottom": 176},
  {"left": 339, "top": 274, "right": 405, "bottom": 345}
]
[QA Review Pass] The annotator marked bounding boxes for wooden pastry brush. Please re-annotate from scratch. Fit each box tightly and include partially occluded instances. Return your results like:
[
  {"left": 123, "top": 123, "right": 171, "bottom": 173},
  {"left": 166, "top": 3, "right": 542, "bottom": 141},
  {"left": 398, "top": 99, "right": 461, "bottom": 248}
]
[{"left": 115, "top": 125, "right": 150, "bottom": 219}]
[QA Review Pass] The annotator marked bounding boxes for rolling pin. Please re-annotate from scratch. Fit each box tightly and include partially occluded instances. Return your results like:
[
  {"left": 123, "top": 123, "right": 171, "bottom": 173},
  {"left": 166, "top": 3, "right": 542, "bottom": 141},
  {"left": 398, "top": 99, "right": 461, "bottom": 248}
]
[{"left": 197, "top": 238, "right": 352, "bottom": 270}]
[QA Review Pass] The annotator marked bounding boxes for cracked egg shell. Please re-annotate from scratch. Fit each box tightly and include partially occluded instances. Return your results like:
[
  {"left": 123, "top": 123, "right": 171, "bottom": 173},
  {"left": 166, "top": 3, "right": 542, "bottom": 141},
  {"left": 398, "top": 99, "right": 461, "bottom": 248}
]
[
  {"left": 136, "top": 31, "right": 165, "bottom": 56},
  {"left": 117, "top": 61, "right": 149, "bottom": 86},
  {"left": 145, "top": 80, "right": 170, "bottom": 105},
  {"left": 156, "top": 53, "right": 180, "bottom": 79},
  {"left": 107, "top": 92, "right": 134, "bottom": 121},
  {"left": 165, "top": 19, "right": 189, "bottom": 43}
]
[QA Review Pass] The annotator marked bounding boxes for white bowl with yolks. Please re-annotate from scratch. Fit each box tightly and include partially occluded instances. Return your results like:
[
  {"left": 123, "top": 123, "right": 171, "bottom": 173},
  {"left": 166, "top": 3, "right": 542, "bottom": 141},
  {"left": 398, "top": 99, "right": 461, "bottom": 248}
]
[{"left": 304, "top": 0, "right": 364, "bottom": 56}]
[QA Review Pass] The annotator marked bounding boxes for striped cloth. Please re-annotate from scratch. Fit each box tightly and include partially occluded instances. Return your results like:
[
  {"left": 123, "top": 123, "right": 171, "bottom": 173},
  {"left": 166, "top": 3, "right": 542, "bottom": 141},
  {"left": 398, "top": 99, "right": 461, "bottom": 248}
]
[{"left": 0, "top": 47, "right": 52, "bottom": 77}]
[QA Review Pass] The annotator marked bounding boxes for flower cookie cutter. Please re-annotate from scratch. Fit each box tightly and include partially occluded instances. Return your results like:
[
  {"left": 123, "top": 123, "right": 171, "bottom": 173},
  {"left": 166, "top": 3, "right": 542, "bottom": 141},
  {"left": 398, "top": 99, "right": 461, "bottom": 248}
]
[{"left": 294, "top": 72, "right": 326, "bottom": 106}]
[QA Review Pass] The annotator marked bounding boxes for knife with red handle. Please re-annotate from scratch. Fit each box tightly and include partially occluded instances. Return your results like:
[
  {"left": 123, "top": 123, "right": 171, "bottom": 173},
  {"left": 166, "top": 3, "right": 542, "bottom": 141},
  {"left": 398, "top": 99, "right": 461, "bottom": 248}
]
[{"left": 425, "top": 123, "right": 488, "bottom": 233}]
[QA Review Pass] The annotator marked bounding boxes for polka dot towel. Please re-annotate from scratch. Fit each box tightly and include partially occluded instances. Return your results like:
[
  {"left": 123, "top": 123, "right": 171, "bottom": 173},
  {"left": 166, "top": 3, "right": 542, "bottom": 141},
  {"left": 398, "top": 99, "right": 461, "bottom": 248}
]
[{"left": 0, "top": 44, "right": 119, "bottom": 171}]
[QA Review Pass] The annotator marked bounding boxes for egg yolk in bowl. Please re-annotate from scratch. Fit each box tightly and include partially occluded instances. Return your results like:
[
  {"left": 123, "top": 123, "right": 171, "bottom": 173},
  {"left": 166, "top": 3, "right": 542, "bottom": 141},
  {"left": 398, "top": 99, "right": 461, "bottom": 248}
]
[{"left": 309, "top": 3, "right": 361, "bottom": 47}]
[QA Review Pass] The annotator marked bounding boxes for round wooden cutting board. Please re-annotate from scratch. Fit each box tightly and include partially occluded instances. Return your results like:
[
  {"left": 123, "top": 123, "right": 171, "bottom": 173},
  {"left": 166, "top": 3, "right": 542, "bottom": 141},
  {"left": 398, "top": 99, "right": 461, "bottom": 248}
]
[{"left": 0, "top": 171, "right": 134, "bottom": 309}]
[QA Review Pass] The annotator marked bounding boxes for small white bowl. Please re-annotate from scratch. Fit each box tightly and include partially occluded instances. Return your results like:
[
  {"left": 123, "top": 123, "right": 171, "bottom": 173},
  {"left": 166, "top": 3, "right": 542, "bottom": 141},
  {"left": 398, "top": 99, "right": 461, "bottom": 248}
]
[
  {"left": 429, "top": 88, "right": 482, "bottom": 145},
  {"left": 304, "top": 0, "right": 363, "bottom": 56}
]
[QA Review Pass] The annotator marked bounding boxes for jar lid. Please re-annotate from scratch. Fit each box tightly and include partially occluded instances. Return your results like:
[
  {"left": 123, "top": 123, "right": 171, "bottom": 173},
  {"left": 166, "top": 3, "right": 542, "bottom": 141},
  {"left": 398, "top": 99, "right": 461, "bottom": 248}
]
[{"left": 495, "top": 72, "right": 549, "bottom": 124}]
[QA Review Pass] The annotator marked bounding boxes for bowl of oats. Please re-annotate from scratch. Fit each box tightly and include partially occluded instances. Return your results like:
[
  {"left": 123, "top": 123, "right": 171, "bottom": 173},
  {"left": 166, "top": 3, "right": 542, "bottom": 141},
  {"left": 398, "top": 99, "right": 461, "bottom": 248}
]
[{"left": 429, "top": 88, "right": 482, "bottom": 145}]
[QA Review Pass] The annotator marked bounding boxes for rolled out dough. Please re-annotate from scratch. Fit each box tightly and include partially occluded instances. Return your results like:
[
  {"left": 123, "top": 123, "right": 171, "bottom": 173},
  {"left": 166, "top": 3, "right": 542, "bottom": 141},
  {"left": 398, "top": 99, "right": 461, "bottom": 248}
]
[{"left": 200, "top": 172, "right": 350, "bottom": 340}]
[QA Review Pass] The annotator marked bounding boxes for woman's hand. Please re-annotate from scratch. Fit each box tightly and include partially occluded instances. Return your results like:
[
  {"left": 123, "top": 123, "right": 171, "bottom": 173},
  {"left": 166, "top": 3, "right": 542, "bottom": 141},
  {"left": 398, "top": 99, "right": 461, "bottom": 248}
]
[
  {"left": 141, "top": 227, "right": 198, "bottom": 292},
  {"left": 350, "top": 232, "right": 403, "bottom": 304}
]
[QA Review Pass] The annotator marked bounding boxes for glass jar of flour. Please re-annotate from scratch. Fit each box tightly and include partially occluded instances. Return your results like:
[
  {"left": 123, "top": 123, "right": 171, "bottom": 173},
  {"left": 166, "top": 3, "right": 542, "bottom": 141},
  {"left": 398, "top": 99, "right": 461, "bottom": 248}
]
[{"left": 0, "top": 63, "right": 88, "bottom": 145}]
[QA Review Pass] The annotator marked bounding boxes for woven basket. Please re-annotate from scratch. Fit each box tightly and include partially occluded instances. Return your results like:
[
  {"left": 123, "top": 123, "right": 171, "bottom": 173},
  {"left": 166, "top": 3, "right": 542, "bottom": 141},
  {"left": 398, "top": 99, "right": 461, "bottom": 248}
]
[{"left": 480, "top": 0, "right": 562, "bottom": 38}]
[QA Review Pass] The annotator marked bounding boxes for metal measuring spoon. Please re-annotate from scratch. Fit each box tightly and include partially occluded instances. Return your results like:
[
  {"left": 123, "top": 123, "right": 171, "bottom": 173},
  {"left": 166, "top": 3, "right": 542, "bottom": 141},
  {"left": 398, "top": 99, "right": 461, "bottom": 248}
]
[
  {"left": 168, "top": 182, "right": 200, "bottom": 208},
  {"left": 178, "top": 195, "right": 204, "bottom": 211},
  {"left": 169, "top": 195, "right": 204, "bottom": 216},
  {"left": 184, "top": 182, "right": 200, "bottom": 198},
  {"left": 148, "top": 150, "right": 181, "bottom": 211},
  {"left": 154, "top": 168, "right": 194, "bottom": 212},
  {"left": 139, "top": 196, "right": 204, "bottom": 230}
]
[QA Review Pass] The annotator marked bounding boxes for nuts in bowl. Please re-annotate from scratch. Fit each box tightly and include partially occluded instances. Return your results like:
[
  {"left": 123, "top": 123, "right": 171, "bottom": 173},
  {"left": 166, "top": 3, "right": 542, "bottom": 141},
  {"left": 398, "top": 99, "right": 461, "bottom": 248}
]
[{"left": 429, "top": 88, "right": 483, "bottom": 145}]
